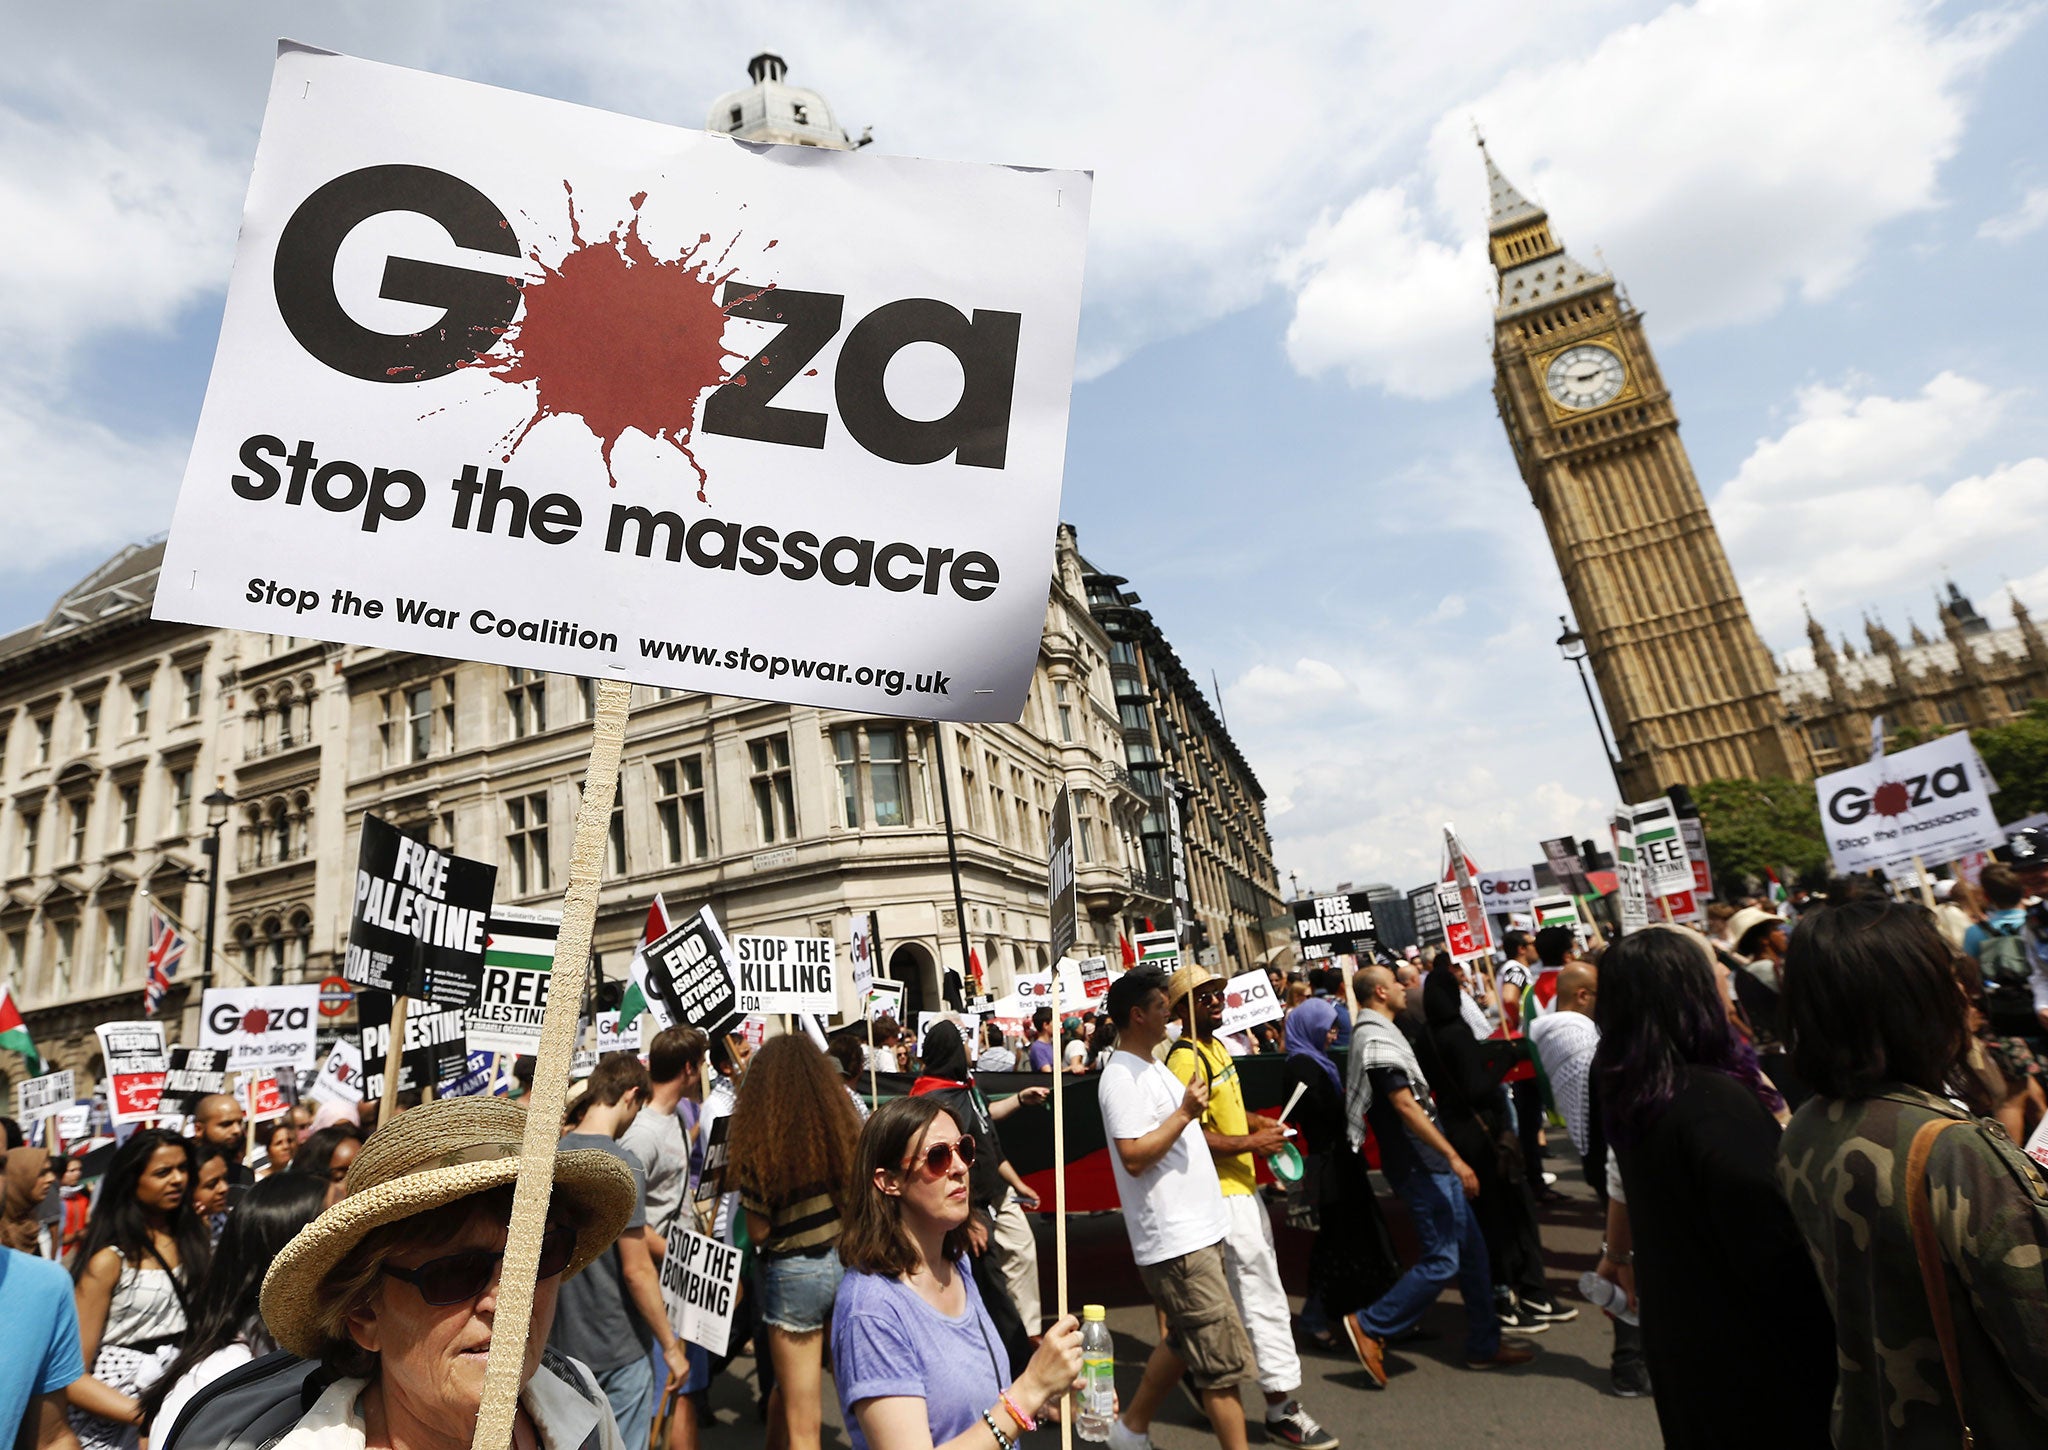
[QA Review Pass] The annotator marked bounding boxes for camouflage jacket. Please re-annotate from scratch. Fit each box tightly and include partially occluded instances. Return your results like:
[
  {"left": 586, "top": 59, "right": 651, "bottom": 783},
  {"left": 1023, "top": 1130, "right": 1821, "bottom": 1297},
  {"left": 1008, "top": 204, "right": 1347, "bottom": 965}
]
[{"left": 1778, "top": 1087, "right": 2048, "bottom": 1448}]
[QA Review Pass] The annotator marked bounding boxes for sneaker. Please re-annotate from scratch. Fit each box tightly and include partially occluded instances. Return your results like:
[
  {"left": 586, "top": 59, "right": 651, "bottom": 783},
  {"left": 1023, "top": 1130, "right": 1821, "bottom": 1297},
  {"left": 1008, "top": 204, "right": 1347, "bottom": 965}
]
[
  {"left": 1521, "top": 1295, "right": 1579, "bottom": 1326},
  {"left": 1177, "top": 1370, "right": 1209, "bottom": 1422},
  {"left": 1466, "top": 1338, "right": 1539, "bottom": 1370},
  {"left": 1265, "top": 1402, "right": 1338, "bottom": 1450},
  {"left": 1496, "top": 1301, "right": 1551, "bottom": 1335},
  {"left": 1340, "top": 1314, "right": 1389, "bottom": 1389},
  {"left": 1107, "top": 1419, "right": 1153, "bottom": 1450},
  {"left": 1611, "top": 1363, "right": 1653, "bottom": 1399},
  {"left": 1541, "top": 1170, "right": 1558, "bottom": 1187}
]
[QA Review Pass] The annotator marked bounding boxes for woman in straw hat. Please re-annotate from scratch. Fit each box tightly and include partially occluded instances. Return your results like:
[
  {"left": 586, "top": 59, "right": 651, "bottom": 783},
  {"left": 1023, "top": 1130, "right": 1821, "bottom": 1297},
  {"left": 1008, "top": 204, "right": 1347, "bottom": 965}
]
[{"left": 257, "top": 1096, "right": 637, "bottom": 1450}]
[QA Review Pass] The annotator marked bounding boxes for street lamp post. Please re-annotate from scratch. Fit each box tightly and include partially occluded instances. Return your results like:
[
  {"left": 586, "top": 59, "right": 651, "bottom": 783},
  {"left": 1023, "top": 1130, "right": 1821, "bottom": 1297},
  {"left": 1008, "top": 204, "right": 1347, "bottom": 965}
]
[
  {"left": 200, "top": 787, "right": 235, "bottom": 992},
  {"left": 1556, "top": 616, "right": 1625, "bottom": 797}
]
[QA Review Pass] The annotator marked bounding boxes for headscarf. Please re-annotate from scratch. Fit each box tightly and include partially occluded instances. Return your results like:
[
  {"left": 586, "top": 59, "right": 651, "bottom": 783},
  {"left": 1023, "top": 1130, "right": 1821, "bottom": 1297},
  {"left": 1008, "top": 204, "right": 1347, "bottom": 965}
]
[
  {"left": 1283, "top": 997, "right": 1342, "bottom": 1092},
  {"left": 1422, "top": 962, "right": 1498, "bottom": 1111},
  {"left": 911, "top": 1020, "right": 971, "bottom": 1096},
  {"left": 2, "top": 1146, "right": 50, "bottom": 1253},
  {"left": 1344, "top": 1009, "right": 1430, "bottom": 1154}
]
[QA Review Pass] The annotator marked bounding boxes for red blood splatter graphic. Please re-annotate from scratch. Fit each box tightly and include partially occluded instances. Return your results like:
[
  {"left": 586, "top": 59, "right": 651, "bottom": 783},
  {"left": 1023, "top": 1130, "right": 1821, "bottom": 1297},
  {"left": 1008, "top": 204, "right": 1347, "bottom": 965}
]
[
  {"left": 477, "top": 184, "right": 769, "bottom": 499},
  {"left": 241, "top": 1007, "right": 271, "bottom": 1034},
  {"left": 1871, "top": 780, "right": 1912, "bottom": 817}
]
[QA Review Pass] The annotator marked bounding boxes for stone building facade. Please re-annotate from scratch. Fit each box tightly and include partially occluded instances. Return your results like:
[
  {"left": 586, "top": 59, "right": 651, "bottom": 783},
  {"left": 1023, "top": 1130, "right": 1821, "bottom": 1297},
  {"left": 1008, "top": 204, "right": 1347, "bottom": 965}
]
[
  {"left": 1484, "top": 142, "right": 1805, "bottom": 798},
  {"left": 1778, "top": 584, "right": 2047, "bottom": 775},
  {"left": 1, "top": 526, "right": 1273, "bottom": 1100}
]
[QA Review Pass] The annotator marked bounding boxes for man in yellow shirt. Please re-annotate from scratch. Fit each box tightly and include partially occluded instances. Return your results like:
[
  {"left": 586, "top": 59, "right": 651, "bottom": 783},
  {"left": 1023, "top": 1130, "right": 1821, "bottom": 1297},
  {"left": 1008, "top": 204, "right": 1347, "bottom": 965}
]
[{"left": 1167, "top": 966, "right": 1338, "bottom": 1450}]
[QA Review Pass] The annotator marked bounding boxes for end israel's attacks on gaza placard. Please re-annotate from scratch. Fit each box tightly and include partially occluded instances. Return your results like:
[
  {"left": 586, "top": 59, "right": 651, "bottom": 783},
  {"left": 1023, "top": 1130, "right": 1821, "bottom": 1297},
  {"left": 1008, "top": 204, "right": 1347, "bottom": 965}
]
[{"left": 150, "top": 45, "right": 1091, "bottom": 724}]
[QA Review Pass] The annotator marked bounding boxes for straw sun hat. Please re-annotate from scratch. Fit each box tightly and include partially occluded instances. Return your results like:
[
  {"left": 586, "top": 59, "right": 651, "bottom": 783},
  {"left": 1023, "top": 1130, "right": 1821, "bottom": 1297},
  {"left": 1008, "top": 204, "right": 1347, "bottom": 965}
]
[{"left": 261, "top": 1096, "right": 635, "bottom": 1360}]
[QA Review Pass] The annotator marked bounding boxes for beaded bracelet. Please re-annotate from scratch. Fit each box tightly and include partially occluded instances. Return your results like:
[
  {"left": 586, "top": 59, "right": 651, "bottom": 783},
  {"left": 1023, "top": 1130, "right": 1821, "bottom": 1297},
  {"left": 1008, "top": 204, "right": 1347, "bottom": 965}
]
[
  {"left": 981, "top": 1410, "right": 1016, "bottom": 1450},
  {"left": 999, "top": 1390, "right": 1037, "bottom": 1433}
]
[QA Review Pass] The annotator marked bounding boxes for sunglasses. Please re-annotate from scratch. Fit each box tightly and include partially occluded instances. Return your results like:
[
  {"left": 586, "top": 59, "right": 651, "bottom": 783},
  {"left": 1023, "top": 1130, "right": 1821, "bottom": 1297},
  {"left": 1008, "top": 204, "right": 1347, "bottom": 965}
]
[
  {"left": 381, "top": 1222, "right": 578, "bottom": 1307},
  {"left": 906, "top": 1136, "right": 977, "bottom": 1178}
]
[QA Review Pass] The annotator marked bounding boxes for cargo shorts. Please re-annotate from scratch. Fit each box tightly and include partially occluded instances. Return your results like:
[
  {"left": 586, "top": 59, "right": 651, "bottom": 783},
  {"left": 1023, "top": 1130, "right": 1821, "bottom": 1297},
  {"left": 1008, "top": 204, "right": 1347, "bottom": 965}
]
[{"left": 1135, "top": 1240, "right": 1258, "bottom": 1391}]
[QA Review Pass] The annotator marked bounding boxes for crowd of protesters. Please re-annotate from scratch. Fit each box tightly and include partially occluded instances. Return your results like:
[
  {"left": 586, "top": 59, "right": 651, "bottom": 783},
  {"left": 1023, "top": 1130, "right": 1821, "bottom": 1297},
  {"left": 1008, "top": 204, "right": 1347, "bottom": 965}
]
[{"left": 6, "top": 832, "right": 2048, "bottom": 1450}]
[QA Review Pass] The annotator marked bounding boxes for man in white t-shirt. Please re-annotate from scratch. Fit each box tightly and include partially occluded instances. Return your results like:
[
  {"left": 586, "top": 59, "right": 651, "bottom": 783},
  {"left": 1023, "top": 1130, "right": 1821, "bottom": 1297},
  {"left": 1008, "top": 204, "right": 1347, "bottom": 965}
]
[{"left": 1096, "top": 964, "right": 1256, "bottom": 1450}]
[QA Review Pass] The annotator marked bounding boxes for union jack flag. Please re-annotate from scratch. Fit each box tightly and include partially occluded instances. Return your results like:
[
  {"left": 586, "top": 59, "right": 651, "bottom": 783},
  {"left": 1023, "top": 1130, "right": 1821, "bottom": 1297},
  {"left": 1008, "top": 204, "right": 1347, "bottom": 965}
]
[{"left": 143, "top": 907, "right": 185, "bottom": 1018}]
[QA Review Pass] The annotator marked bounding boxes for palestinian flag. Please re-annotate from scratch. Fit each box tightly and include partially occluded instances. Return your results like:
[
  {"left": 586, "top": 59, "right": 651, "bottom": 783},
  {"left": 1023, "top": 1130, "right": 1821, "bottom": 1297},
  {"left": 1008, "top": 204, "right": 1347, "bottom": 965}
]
[
  {"left": 1766, "top": 869, "right": 1789, "bottom": 908},
  {"left": 0, "top": 982, "right": 41, "bottom": 1074},
  {"left": 619, "top": 895, "right": 671, "bottom": 1028}
]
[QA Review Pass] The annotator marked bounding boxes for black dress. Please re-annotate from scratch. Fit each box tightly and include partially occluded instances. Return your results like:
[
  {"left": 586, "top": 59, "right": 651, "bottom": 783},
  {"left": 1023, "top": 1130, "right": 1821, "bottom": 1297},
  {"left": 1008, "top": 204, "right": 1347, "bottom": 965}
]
[
  {"left": 1613, "top": 1067, "right": 1835, "bottom": 1450},
  {"left": 1283, "top": 1053, "right": 1398, "bottom": 1318}
]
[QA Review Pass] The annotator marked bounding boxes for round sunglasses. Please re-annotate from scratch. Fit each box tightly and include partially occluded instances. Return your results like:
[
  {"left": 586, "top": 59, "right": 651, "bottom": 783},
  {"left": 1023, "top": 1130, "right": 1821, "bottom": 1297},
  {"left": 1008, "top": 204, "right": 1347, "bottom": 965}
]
[
  {"left": 380, "top": 1222, "right": 579, "bottom": 1307},
  {"left": 906, "top": 1136, "right": 977, "bottom": 1178}
]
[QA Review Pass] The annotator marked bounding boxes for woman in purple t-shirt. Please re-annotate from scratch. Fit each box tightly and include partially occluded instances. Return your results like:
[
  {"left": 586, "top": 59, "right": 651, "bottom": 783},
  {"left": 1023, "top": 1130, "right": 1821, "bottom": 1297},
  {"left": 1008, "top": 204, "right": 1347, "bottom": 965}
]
[{"left": 832, "top": 1098, "right": 1081, "bottom": 1450}]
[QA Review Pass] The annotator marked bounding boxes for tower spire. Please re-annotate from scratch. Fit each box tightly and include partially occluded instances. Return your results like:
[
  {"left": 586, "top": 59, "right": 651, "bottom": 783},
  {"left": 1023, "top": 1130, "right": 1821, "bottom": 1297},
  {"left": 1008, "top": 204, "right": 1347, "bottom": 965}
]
[
  {"left": 1477, "top": 133, "right": 1544, "bottom": 232},
  {"left": 1479, "top": 139, "right": 1608, "bottom": 318}
]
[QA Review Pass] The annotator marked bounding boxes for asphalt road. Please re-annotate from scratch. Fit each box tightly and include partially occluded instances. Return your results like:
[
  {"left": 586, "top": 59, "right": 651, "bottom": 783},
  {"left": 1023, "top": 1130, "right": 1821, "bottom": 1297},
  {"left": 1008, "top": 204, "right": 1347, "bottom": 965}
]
[{"left": 696, "top": 1167, "right": 1662, "bottom": 1450}]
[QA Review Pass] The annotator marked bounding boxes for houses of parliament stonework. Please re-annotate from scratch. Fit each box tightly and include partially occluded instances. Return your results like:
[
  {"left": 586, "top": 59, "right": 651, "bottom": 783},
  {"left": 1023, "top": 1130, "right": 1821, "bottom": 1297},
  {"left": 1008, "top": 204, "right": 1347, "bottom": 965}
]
[{"left": 1483, "top": 143, "right": 2047, "bottom": 793}]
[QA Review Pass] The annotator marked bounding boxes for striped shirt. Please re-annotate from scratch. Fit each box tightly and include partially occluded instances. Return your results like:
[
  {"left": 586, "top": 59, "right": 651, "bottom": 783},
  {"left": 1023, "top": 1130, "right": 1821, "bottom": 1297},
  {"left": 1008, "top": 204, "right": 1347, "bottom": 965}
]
[{"left": 742, "top": 1185, "right": 841, "bottom": 1258}]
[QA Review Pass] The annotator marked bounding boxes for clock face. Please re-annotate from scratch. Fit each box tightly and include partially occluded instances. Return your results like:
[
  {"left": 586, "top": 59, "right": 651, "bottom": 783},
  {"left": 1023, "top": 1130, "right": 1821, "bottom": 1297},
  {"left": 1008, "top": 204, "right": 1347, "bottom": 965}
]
[{"left": 1545, "top": 344, "right": 1626, "bottom": 410}]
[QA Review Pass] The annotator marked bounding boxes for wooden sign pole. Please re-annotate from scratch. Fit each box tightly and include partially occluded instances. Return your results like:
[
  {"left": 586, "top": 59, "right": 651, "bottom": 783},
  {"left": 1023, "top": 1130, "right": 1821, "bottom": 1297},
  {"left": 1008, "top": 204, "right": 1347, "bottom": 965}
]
[
  {"left": 473, "top": 679, "right": 632, "bottom": 1450},
  {"left": 379, "top": 994, "right": 409, "bottom": 1127},
  {"left": 1048, "top": 960, "right": 1070, "bottom": 1450},
  {"left": 1910, "top": 853, "right": 1938, "bottom": 911}
]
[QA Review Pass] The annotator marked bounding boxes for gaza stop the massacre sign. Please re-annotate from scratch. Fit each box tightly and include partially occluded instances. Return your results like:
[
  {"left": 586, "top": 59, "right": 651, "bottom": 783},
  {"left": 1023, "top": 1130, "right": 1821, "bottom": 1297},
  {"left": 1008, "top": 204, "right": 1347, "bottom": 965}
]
[
  {"left": 1817, "top": 732, "right": 2004, "bottom": 875},
  {"left": 151, "top": 46, "right": 1092, "bottom": 724}
]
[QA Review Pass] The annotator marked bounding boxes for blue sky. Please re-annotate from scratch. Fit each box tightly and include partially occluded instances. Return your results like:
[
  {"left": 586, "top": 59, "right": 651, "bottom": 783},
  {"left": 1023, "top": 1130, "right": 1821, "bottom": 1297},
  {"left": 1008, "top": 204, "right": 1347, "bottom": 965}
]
[{"left": 4, "top": 0, "right": 2045, "bottom": 891}]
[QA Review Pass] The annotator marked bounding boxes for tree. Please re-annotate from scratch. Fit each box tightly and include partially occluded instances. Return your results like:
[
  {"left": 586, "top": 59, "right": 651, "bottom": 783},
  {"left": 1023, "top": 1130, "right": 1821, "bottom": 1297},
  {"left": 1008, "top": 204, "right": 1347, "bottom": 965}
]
[
  {"left": 1973, "top": 701, "right": 2048, "bottom": 825},
  {"left": 1692, "top": 777, "right": 1832, "bottom": 895}
]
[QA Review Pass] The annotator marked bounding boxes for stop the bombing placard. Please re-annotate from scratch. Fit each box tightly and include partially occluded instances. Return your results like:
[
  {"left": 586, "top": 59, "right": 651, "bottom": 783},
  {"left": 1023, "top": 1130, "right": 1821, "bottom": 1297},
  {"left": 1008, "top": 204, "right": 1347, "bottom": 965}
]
[{"left": 153, "top": 45, "right": 1091, "bottom": 723}]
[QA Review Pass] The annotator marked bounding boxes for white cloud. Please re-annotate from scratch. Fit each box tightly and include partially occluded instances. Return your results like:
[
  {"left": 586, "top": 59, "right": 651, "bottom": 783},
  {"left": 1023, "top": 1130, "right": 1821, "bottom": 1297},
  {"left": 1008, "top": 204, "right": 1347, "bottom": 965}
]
[
  {"left": 1281, "top": 0, "right": 2022, "bottom": 396},
  {"left": 1979, "top": 184, "right": 2048, "bottom": 242},
  {"left": 0, "top": 390, "right": 187, "bottom": 573},
  {"left": 1716, "top": 371, "right": 2048, "bottom": 644}
]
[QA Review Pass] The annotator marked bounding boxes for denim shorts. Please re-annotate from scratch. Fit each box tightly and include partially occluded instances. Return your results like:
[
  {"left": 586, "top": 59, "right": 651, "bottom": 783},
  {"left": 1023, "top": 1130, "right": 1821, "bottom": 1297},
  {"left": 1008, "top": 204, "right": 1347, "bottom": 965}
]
[{"left": 756, "top": 1246, "right": 842, "bottom": 1334}]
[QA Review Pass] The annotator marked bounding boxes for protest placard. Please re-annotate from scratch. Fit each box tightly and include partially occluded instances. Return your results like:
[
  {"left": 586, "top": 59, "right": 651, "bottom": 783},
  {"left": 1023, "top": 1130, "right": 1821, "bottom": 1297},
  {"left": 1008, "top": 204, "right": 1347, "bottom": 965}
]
[
  {"left": 644, "top": 908, "right": 740, "bottom": 1031},
  {"left": 239, "top": 1073, "right": 289, "bottom": 1122},
  {"left": 1540, "top": 836, "right": 1591, "bottom": 898},
  {"left": 1677, "top": 817, "right": 1714, "bottom": 899},
  {"left": 1477, "top": 869, "right": 1537, "bottom": 918},
  {"left": 1134, "top": 929, "right": 1179, "bottom": 962},
  {"left": 1048, "top": 787, "right": 1077, "bottom": 962},
  {"left": 570, "top": 1049, "right": 599, "bottom": 1081},
  {"left": 17, "top": 1070, "right": 74, "bottom": 1127},
  {"left": 94, "top": 1022, "right": 168, "bottom": 1124},
  {"left": 466, "top": 908, "right": 562, "bottom": 1055},
  {"left": 307, "top": 1039, "right": 366, "bottom": 1105},
  {"left": 1076, "top": 956, "right": 1111, "bottom": 1002},
  {"left": 356, "top": 991, "right": 470, "bottom": 1101},
  {"left": 732, "top": 935, "right": 836, "bottom": 1014},
  {"left": 157, "top": 1047, "right": 231, "bottom": 1118},
  {"left": 201, "top": 985, "right": 320, "bottom": 1071},
  {"left": 346, "top": 815, "right": 498, "bottom": 1007},
  {"left": 1218, "top": 970, "right": 1283, "bottom": 1036},
  {"left": 1407, "top": 883, "right": 1445, "bottom": 950},
  {"left": 849, "top": 915, "right": 877, "bottom": 1005},
  {"left": 1815, "top": 732, "right": 2005, "bottom": 876},
  {"left": 864, "top": 978, "right": 905, "bottom": 1023},
  {"left": 52, "top": 1103, "right": 93, "bottom": 1145},
  {"left": 1532, "top": 894, "right": 1581, "bottom": 931},
  {"left": 151, "top": 46, "right": 1091, "bottom": 726},
  {"left": 441, "top": 1051, "right": 503, "bottom": 1099},
  {"left": 1292, "top": 894, "right": 1380, "bottom": 956},
  {"left": 594, "top": 1011, "right": 641, "bottom": 1055},
  {"left": 1611, "top": 812, "right": 1649, "bottom": 936},
  {"left": 1442, "top": 830, "right": 1494, "bottom": 965},
  {"left": 1629, "top": 798, "right": 1694, "bottom": 898},
  {"left": 661, "top": 1223, "right": 743, "bottom": 1354}
]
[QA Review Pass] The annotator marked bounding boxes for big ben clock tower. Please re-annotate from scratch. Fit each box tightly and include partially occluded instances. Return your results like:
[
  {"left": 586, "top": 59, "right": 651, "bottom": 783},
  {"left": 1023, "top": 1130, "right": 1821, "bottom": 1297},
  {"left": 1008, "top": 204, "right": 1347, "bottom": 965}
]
[{"left": 1483, "top": 140, "right": 1803, "bottom": 797}]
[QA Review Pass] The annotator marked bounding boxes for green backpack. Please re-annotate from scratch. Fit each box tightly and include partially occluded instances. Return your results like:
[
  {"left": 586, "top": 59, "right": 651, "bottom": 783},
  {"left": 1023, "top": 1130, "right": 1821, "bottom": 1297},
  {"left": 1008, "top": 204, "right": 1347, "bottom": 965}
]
[{"left": 1977, "top": 923, "right": 2032, "bottom": 987}]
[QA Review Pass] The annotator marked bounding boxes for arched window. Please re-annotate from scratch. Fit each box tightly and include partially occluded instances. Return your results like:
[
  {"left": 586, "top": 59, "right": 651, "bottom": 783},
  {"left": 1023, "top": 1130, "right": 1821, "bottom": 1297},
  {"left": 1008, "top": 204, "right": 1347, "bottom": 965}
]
[
  {"left": 241, "top": 805, "right": 264, "bottom": 868},
  {"left": 289, "top": 911, "right": 312, "bottom": 975},
  {"left": 263, "top": 917, "right": 285, "bottom": 983},
  {"left": 292, "top": 792, "right": 313, "bottom": 855},
  {"left": 270, "top": 800, "right": 291, "bottom": 860},
  {"left": 236, "top": 922, "right": 257, "bottom": 982}
]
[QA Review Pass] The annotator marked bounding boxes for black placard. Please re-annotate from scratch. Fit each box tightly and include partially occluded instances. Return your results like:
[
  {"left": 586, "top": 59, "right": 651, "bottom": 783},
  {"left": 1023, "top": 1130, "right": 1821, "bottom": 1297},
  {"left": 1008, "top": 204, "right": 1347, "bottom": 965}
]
[
  {"left": 646, "top": 907, "right": 740, "bottom": 1033},
  {"left": 354, "top": 989, "right": 470, "bottom": 1101},
  {"left": 157, "top": 1047, "right": 230, "bottom": 1117},
  {"left": 1048, "top": 786, "right": 1077, "bottom": 962},
  {"left": 1293, "top": 892, "right": 1380, "bottom": 955},
  {"left": 345, "top": 814, "right": 498, "bottom": 1007}
]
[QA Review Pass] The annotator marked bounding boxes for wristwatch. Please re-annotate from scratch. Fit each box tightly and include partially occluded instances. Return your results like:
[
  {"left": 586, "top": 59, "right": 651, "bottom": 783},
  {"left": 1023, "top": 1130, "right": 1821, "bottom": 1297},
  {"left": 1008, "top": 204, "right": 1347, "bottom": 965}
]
[{"left": 1599, "top": 1240, "right": 1633, "bottom": 1266}]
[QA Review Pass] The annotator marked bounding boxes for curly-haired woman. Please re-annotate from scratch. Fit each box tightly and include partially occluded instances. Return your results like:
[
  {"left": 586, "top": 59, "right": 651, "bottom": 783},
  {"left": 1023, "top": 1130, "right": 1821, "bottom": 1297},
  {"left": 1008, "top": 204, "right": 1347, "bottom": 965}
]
[{"left": 725, "top": 1034, "right": 864, "bottom": 1450}]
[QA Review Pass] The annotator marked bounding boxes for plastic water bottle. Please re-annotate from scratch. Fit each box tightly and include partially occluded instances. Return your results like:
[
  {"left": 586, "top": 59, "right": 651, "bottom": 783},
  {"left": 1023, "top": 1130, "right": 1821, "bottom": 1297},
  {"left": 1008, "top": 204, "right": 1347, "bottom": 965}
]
[
  {"left": 1578, "top": 1269, "right": 1640, "bottom": 1326},
  {"left": 1077, "top": 1304, "right": 1115, "bottom": 1442}
]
